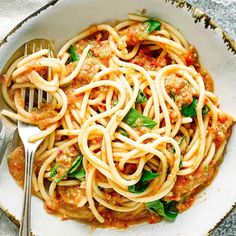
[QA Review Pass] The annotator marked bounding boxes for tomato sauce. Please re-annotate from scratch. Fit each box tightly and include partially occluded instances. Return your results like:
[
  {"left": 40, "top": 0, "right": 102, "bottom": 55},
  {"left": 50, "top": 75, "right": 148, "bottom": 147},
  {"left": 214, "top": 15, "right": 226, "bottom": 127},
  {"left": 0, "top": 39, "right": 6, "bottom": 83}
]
[
  {"left": 6, "top": 22, "right": 234, "bottom": 229},
  {"left": 130, "top": 47, "right": 171, "bottom": 71}
]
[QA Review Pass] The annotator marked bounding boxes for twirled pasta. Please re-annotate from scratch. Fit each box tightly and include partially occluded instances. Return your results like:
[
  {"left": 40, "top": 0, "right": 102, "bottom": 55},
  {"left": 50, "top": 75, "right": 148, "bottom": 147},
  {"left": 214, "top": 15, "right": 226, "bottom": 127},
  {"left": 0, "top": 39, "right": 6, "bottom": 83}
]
[{"left": 4, "top": 14, "right": 234, "bottom": 228}]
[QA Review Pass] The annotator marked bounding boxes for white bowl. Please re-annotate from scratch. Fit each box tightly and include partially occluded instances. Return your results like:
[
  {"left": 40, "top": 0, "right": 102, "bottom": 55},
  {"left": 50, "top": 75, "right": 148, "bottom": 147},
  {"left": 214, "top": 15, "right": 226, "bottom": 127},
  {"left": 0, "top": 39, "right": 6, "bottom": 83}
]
[{"left": 0, "top": 0, "right": 235, "bottom": 235}]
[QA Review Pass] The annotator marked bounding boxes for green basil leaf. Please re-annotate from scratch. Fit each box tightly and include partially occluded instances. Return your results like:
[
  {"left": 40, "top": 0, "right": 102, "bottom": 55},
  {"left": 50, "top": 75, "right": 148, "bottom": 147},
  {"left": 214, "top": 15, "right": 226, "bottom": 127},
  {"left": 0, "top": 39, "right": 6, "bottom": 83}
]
[
  {"left": 179, "top": 156, "right": 183, "bottom": 169},
  {"left": 128, "top": 169, "right": 159, "bottom": 193},
  {"left": 182, "top": 99, "right": 210, "bottom": 117},
  {"left": 181, "top": 98, "right": 197, "bottom": 117},
  {"left": 141, "top": 169, "right": 159, "bottom": 182},
  {"left": 128, "top": 181, "right": 149, "bottom": 193},
  {"left": 50, "top": 155, "right": 84, "bottom": 184},
  {"left": 177, "top": 137, "right": 185, "bottom": 166},
  {"left": 50, "top": 163, "right": 58, "bottom": 178},
  {"left": 147, "top": 200, "right": 165, "bottom": 216},
  {"left": 117, "top": 128, "right": 129, "bottom": 137},
  {"left": 170, "top": 90, "right": 176, "bottom": 101},
  {"left": 136, "top": 89, "right": 148, "bottom": 104},
  {"left": 123, "top": 108, "right": 157, "bottom": 129},
  {"left": 69, "top": 155, "right": 83, "bottom": 174},
  {"left": 50, "top": 163, "right": 67, "bottom": 184},
  {"left": 202, "top": 105, "right": 210, "bottom": 115},
  {"left": 112, "top": 100, "right": 119, "bottom": 107},
  {"left": 146, "top": 200, "right": 179, "bottom": 221},
  {"left": 87, "top": 49, "right": 93, "bottom": 58},
  {"left": 163, "top": 201, "right": 179, "bottom": 221},
  {"left": 171, "top": 136, "right": 185, "bottom": 154},
  {"left": 68, "top": 167, "right": 85, "bottom": 181},
  {"left": 52, "top": 173, "right": 66, "bottom": 184},
  {"left": 68, "top": 45, "right": 79, "bottom": 62},
  {"left": 146, "top": 18, "right": 161, "bottom": 33},
  {"left": 179, "top": 136, "right": 185, "bottom": 147}
]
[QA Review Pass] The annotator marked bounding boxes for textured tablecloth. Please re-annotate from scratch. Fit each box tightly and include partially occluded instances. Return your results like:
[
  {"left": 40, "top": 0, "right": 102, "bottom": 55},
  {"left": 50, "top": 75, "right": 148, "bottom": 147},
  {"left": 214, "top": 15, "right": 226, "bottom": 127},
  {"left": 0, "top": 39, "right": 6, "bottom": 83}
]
[{"left": 0, "top": 0, "right": 235, "bottom": 235}]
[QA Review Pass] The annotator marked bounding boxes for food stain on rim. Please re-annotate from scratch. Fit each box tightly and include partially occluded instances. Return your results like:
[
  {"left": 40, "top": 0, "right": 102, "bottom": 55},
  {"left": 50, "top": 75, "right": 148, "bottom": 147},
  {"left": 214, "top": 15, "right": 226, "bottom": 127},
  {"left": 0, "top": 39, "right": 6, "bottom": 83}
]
[
  {"left": 208, "top": 201, "right": 236, "bottom": 235},
  {"left": 0, "top": 0, "right": 235, "bottom": 54},
  {"left": 1, "top": 208, "right": 35, "bottom": 235},
  {"left": 164, "top": 0, "right": 236, "bottom": 53},
  {"left": 1, "top": 208, "right": 20, "bottom": 228},
  {"left": 0, "top": 0, "right": 59, "bottom": 48},
  {"left": 0, "top": 0, "right": 235, "bottom": 235}
]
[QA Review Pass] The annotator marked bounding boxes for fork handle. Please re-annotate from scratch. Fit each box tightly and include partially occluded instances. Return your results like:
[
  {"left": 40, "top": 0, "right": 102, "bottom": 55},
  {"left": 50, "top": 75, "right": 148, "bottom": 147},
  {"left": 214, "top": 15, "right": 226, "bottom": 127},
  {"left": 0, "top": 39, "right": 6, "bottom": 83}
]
[{"left": 19, "top": 148, "right": 36, "bottom": 236}]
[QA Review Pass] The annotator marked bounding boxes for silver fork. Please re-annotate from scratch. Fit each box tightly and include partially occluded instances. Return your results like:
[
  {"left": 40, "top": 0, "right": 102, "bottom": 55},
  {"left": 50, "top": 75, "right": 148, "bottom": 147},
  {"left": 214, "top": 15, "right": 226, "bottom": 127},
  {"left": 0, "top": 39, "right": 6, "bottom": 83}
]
[{"left": 18, "top": 42, "right": 52, "bottom": 236}]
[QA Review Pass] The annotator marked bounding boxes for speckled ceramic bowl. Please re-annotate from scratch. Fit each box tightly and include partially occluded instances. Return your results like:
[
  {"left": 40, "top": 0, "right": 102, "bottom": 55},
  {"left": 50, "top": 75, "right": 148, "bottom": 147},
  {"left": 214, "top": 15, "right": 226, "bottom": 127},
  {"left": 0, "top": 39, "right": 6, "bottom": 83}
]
[{"left": 0, "top": 0, "right": 235, "bottom": 235}]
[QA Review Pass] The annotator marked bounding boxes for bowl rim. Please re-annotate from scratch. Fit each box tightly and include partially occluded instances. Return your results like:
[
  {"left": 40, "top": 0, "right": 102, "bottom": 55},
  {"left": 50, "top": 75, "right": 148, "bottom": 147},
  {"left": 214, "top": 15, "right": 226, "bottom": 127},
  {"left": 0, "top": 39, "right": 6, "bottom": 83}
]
[{"left": 0, "top": 0, "right": 235, "bottom": 235}]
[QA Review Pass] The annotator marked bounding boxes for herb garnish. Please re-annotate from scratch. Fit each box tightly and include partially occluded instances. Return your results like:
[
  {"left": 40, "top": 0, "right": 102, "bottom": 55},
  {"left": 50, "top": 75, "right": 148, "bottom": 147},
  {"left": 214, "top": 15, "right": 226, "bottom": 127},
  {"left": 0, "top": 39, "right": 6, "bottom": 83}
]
[
  {"left": 117, "top": 128, "right": 129, "bottom": 137},
  {"left": 171, "top": 136, "right": 185, "bottom": 154},
  {"left": 87, "top": 49, "right": 93, "bottom": 58},
  {"left": 146, "top": 18, "right": 161, "bottom": 33},
  {"left": 181, "top": 98, "right": 210, "bottom": 117},
  {"left": 202, "top": 105, "right": 210, "bottom": 115},
  {"left": 170, "top": 91, "right": 176, "bottom": 101},
  {"left": 123, "top": 108, "right": 157, "bottom": 129},
  {"left": 69, "top": 156, "right": 83, "bottom": 174},
  {"left": 178, "top": 136, "right": 186, "bottom": 147},
  {"left": 181, "top": 98, "right": 197, "bottom": 117},
  {"left": 128, "top": 170, "right": 159, "bottom": 193},
  {"left": 50, "top": 155, "right": 85, "bottom": 184},
  {"left": 136, "top": 89, "right": 148, "bottom": 104},
  {"left": 50, "top": 163, "right": 66, "bottom": 184},
  {"left": 112, "top": 100, "right": 119, "bottom": 107},
  {"left": 146, "top": 200, "right": 179, "bottom": 221},
  {"left": 68, "top": 45, "right": 79, "bottom": 62},
  {"left": 68, "top": 167, "right": 85, "bottom": 181},
  {"left": 179, "top": 156, "right": 183, "bottom": 169}
]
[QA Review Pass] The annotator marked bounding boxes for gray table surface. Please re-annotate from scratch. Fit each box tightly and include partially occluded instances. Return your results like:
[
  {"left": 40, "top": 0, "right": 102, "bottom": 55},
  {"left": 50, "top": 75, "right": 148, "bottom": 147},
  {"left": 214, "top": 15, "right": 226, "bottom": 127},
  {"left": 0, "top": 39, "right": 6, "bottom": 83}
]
[{"left": 0, "top": 0, "right": 236, "bottom": 235}]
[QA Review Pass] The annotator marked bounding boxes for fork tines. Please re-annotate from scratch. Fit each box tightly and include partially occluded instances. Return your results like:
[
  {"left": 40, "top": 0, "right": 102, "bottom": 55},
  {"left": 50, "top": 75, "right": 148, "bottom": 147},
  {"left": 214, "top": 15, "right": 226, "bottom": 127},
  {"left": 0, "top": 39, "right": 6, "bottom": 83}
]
[{"left": 22, "top": 42, "right": 52, "bottom": 112}]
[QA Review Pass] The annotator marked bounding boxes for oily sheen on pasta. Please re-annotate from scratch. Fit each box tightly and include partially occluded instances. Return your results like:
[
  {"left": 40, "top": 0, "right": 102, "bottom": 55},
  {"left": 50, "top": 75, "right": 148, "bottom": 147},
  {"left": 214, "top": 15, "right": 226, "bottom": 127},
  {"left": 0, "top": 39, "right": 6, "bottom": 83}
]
[{"left": 3, "top": 14, "right": 234, "bottom": 228}]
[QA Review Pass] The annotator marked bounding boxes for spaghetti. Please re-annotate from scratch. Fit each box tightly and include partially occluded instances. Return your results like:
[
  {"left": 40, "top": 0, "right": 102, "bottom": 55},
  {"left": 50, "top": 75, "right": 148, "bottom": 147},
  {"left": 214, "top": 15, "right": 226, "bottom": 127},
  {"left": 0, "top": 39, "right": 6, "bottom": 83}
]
[{"left": 2, "top": 14, "right": 234, "bottom": 228}]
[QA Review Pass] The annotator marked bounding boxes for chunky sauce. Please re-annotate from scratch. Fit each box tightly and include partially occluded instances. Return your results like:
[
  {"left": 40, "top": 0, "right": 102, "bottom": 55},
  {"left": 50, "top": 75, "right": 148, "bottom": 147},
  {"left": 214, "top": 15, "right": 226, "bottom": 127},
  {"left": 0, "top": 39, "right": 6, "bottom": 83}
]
[{"left": 7, "top": 21, "right": 233, "bottom": 229}]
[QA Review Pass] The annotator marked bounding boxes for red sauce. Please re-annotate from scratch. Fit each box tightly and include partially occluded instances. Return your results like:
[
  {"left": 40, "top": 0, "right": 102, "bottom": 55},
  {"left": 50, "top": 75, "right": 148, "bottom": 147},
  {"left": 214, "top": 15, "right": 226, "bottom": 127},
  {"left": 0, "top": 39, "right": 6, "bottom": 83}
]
[
  {"left": 6, "top": 24, "right": 234, "bottom": 229},
  {"left": 8, "top": 144, "right": 231, "bottom": 229},
  {"left": 8, "top": 146, "right": 25, "bottom": 187},
  {"left": 213, "top": 112, "right": 233, "bottom": 148},
  {"left": 184, "top": 46, "right": 214, "bottom": 92},
  {"left": 74, "top": 35, "right": 113, "bottom": 66},
  {"left": 75, "top": 58, "right": 101, "bottom": 85},
  {"left": 31, "top": 103, "right": 58, "bottom": 129},
  {"left": 130, "top": 47, "right": 171, "bottom": 71},
  {"left": 64, "top": 89, "right": 83, "bottom": 108},
  {"left": 165, "top": 74, "right": 196, "bottom": 108},
  {"left": 184, "top": 46, "right": 199, "bottom": 67},
  {"left": 126, "top": 23, "right": 148, "bottom": 46}
]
